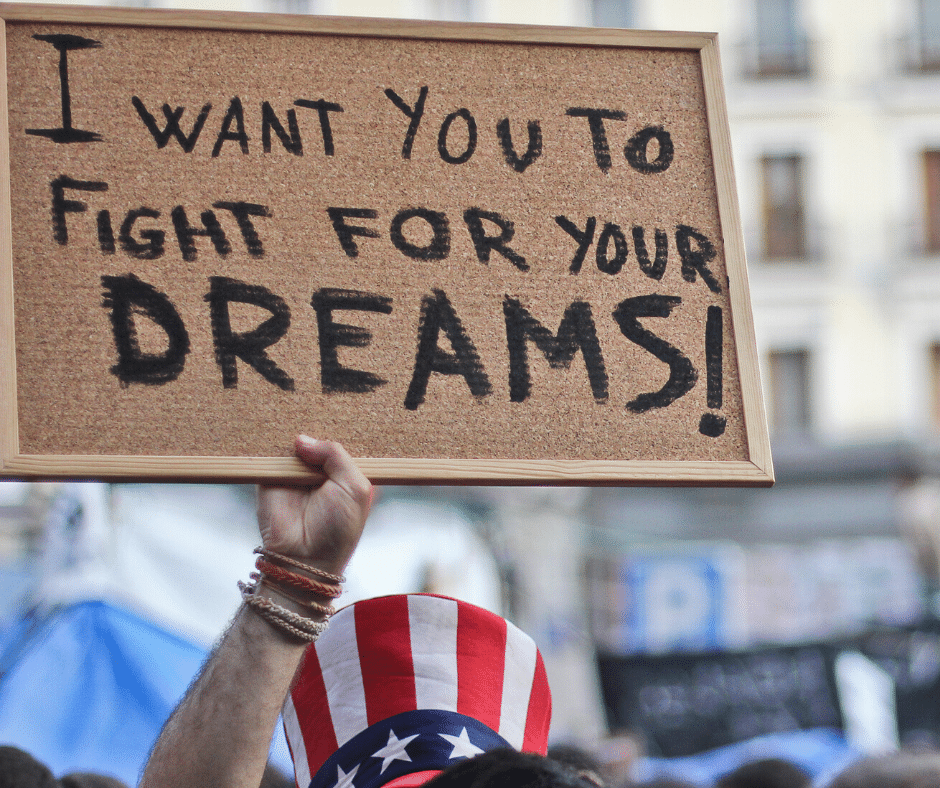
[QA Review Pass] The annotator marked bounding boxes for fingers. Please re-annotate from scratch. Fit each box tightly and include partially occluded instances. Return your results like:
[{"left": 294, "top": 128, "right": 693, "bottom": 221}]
[
  {"left": 294, "top": 435, "right": 373, "bottom": 510},
  {"left": 255, "top": 437, "right": 373, "bottom": 566}
]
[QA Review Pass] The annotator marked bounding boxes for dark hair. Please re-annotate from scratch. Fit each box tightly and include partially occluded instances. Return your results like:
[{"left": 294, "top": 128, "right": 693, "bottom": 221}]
[
  {"left": 0, "top": 748, "right": 129, "bottom": 788},
  {"left": 423, "top": 749, "right": 598, "bottom": 788},
  {"left": 828, "top": 753, "right": 940, "bottom": 788},
  {"left": 0, "top": 747, "right": 58, "bottom": 788},
  {"left": 547, "top": 745, "right": 602, "bottom": 776},
  {"left": 258, "top": 763, "right": 294, "bottom": 788},
  {"left": 626, "top": 779, "right": 697, "bottom": 788},
  {"left": 715, "top": 758, "right": 810, "bottom": 788},
  {"left": 59, "top": 775, "right": 128, "bottom": 788}
]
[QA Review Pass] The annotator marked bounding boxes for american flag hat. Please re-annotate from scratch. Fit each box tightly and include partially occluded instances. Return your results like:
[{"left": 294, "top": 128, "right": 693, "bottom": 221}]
[{"left": 283, "top": 594, "right": 552, "bottom": 788}]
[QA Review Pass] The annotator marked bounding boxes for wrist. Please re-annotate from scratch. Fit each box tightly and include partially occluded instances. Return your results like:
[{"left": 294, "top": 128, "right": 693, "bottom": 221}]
[
  {"left": 236, "top": 601, "right": 311, "bottom": 650},
  {"left": 255, "top": 547, "right": 346, "bottom": 585},
  {"left": 240, "top": 587, "right": 330, "bottom": 645},
  {"left": 236, "top": 546, "right": 344, "bottom": 646},
  {"left": 254, "top": 579, "right": 334, "bottom": 619}
]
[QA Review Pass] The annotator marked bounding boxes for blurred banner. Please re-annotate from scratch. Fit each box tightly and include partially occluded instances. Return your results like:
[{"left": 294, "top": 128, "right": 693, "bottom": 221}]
[{"left": 598, "top": 622, "right": 940, "bottom": 759}]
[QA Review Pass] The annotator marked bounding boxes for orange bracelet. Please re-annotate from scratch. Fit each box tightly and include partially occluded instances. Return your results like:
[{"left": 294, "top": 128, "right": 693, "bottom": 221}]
[
  {"left": 256, "top": 558, "right": 343, "bottom": 598},
  {"left": 254, "top": 547, "right": 346, "bottom": 584}
]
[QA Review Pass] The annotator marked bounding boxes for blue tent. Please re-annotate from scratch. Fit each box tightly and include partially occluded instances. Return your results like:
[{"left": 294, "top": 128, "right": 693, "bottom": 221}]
[{"left": 0, "top": 600, "right": 208, "bottom": 785}]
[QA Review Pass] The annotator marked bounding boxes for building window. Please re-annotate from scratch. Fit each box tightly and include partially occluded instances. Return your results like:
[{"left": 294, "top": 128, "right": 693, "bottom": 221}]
[
  {"left": 267, "top": 0, "right": 311, "bottom": 12},
  {"left": 768, "top": 349, "right": 812, "bottom": 437},
  {"left": 592, "top": 0, "right": 634, "bottom": 29},
  {"left": 425, "top": 0, "right": 474, "bottom": 21},
  {"left": 930, "top": 343, "right": 940, "bottom": 428},
  {"left": 761, "top": 154, "right": 807, "bottom": 261},
  {"left": 907, "top": 0, "right": 940, "bottom": 71},
  {"left": 925, "top": 150, "right": 940, "bottom": 254},
  {"left": 745, "top": 0, "right": 810, "bottom": 78}
]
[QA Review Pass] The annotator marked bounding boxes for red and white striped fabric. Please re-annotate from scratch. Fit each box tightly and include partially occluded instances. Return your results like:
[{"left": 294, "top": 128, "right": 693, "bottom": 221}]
[{"left": 284, "top": 594, "right": 552, "bottom": 788}]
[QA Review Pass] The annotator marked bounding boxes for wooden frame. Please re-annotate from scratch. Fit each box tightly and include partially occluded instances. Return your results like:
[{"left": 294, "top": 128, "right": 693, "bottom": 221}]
[{"left": 0, "top": 4, "right": 773, "bottom": 485}]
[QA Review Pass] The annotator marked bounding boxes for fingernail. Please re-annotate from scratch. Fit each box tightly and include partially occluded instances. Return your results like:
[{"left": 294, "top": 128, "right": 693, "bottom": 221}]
[{"left": 297, "top": 435, "right": 319, "bottom": 448}]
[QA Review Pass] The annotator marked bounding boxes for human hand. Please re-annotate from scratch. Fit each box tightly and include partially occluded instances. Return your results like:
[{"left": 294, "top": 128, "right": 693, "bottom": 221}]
[{"left": 256, "top": 436, "right": 372, "bottom": 576}]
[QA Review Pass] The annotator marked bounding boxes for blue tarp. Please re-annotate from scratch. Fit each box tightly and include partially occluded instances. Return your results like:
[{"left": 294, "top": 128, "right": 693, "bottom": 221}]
[
  {"left": 0, "top": 600, "right": 206, "bottom": 785},
  {"left": 635, "top": 727, "right": 863, "bottom": 787}
]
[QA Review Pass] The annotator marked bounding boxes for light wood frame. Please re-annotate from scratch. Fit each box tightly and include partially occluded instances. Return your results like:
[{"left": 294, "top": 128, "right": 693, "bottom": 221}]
[{"left": 0, "top": 3, "right": 773, "bottom": 486}]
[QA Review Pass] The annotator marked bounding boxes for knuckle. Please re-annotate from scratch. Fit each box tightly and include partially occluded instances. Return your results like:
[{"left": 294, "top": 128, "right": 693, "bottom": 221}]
[{"left": 350, "top": 479, "right": 373, "bottom": 508}]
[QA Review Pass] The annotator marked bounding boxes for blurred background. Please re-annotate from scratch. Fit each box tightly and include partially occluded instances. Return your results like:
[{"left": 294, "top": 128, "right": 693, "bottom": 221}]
[{"left": 3, "top": 0, "right": 940, "bottom": 785}]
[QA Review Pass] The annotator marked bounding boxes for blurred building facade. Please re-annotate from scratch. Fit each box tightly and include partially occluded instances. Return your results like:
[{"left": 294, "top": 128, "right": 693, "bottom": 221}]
[{"left": 5, "top": 0, "right": 940, "bottom": 758}]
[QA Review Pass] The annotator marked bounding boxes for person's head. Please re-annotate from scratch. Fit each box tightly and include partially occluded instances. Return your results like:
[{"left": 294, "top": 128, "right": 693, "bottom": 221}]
[
  {"left": 58, "top": 775, "right": 128, "bottom": 788},
  {"left": 716, "top": 758, "right": 810, "bottom": 788},
  {"left": 547, "top": 744, "right": 603, "bottom": 785},
  {"left": 0, "top": 747, "right": 57, "bottom": 788},
  {"left": 423, "top": 749, "right": 599, "bottom": 788},
  {"left": 827, "top": 752, "right": 940, "bottom": 788},
  {"left": 257, "top": 763, "right": 294, "bottom": 788},
  {"left": 0, "top": 748, "right": 129, "bottom": 788}
]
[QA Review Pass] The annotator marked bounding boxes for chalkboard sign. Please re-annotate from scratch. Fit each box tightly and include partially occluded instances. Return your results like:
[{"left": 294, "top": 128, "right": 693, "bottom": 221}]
[{"left": 0, "top": 4, "right": 773, "bottom": 484}]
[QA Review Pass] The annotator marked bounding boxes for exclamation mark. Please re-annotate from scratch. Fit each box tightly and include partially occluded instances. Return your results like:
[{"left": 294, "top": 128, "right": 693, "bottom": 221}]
[{"left": 699, "top": 305, "right": 727, "bottom": 437}]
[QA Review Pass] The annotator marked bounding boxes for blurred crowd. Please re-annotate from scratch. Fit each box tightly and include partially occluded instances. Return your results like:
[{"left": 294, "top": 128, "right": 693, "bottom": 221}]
[
  {"left": 547, "top": 743, "right": 940, "bottom": 788},
  {"left": 6, "top": 742, "right": 940, "bottom": 788},
  {"left": 0, "top": 746, "right": 298, "bottom": 788}
]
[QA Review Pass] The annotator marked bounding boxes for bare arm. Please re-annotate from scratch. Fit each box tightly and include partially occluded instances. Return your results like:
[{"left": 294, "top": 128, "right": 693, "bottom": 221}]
[{"left": 140, "top": 436, "right": 372, "bottom": 788}]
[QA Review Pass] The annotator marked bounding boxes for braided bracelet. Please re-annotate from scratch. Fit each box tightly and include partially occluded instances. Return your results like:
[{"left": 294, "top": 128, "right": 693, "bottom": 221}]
[
  {"left": 254, "top": 547, "right": 346, "bottom": 584},
  {"left": 240, "top": 582, "right": 330, "bottom": 643},
  {"left": 248, "top": 572, "right": 335, "bottom": 618},
  {"left": 248, "top": 598, "right": 327, "bottom": 642},
  {"left": 247, "top": 594, "right": 328, "bottom": 639},
  {"left": 256, "top": 558, "right": 343, "bottom": 599}
]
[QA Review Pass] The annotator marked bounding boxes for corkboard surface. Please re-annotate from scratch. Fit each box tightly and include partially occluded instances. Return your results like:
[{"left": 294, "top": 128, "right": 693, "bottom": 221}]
[{"left": 0, "top": 6, "right": 772, "bottom": 483}]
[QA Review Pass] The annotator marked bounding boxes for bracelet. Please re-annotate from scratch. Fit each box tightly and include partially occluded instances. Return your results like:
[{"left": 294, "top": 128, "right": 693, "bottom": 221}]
[
  {"left": 255, "top": 547, "right": 346, "bottom": 584},
  {"left": 249, "top": 572, "right": 335, "bottom": 618},
  {"left": 256, "top": 558, "right": 343, "bottom": 599},
  {"left": 245, "top": 593, "right": 329, "bottom": 639},
  {"left": 239, "top": 581, "right": 330, "bottom": 643},
  {"left": 246, "top": 597, "right": 328, "bottom": 642}
]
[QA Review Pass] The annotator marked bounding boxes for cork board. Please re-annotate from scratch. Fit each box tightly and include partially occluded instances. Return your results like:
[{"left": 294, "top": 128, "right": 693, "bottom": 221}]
[{"left": 0, "top": 4, "right": 773, "bottom": 485}]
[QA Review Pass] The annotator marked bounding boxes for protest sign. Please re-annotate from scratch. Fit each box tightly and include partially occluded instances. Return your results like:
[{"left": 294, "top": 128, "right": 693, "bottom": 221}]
[{"left": 0, "top": 5, "right": 772, "bottom": 483}]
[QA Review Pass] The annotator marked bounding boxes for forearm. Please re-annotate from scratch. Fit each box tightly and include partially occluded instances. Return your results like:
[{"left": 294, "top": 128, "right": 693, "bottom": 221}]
[
  {"left": 141, "top": 437, "right": 370, "bottom": 788},
  {"left": 140, "top": 603, "right": 307, "bottom": 788}
]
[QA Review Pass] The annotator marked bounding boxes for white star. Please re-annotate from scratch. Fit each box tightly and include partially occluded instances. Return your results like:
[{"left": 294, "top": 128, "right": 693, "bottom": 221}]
[
  {"left": 439, "top": 727, "right": 485, "bottom": 760},
  {"left": 371, "top": 728, "right": 420, "bottom": 774},
  {"left": 332, "top": 763, "right": 360, "bottom": 788}
]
